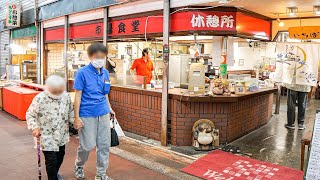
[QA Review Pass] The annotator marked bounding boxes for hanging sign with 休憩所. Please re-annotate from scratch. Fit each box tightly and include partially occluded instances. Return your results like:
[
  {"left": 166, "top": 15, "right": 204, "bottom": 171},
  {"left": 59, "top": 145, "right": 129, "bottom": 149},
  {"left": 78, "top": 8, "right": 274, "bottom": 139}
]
[
  {"left": 190, "top": 13, "right": 234, "bottom": 29},
  {"left": 289, "top": 26, "right": 320, "bottom": 39},
  {"left": 45, "top": 10, "right": 272, "bottom": 41},
  {"left": 6, "top": 4, "right": 21, "bottom": 27}
]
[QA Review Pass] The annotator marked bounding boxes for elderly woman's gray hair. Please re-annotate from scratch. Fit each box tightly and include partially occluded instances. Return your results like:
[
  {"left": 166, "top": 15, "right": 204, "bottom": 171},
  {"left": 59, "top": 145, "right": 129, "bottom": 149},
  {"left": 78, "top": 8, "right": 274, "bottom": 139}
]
[{"left": 45, "top": 75, "right": 65, "bottom": 89}]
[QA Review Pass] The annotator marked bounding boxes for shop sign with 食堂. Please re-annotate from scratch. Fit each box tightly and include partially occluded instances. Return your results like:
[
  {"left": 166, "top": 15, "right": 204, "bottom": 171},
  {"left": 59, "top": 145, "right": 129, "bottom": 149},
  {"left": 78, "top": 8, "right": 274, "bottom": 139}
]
[
  {"left": 12, "top": 26, "right": 37, "bottom": 39},
  {"left": 45, "top": 11, "right": 236, "bottom": 41},
  {"left": 44, "top": 10, "right": 271, "bottom": 41},
  {"left": 6, "top": 4, "right": 21, "bottom": 27},
  {"left": 289, "top": 26, "right": 320, "bottom": 39}
]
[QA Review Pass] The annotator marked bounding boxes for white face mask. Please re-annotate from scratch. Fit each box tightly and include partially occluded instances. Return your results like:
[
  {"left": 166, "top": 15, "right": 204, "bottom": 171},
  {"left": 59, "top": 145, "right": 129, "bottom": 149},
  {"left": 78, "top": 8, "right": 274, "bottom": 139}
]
[
  {"left": 91, "top": 59, "right": 105, "bottom": 68},
  {"left": 46, "top": 91, "right": 64, "bottom": 100}
]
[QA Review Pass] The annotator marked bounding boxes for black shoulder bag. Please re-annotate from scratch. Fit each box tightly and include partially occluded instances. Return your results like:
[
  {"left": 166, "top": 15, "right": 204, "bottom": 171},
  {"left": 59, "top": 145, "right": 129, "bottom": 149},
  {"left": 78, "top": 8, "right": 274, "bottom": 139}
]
[{"left": 110, "top": 114, "right": 119, "bottom": 147}]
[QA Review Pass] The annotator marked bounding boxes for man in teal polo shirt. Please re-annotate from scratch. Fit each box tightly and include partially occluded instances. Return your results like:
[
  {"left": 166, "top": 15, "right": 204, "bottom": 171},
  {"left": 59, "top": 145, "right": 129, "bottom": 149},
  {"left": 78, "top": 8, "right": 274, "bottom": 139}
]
[{"left": 73, "top": 43, "right": 115, "bottom": 180}]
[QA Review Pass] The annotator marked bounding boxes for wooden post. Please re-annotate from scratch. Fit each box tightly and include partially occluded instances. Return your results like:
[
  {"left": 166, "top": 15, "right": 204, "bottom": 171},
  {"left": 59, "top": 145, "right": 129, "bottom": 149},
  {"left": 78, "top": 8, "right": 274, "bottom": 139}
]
[
  {"left": 64, "top": 16, "right": 69, "bottom": 90},
  {"left": 161, "top": 0, "right": 170, "bottom": 146}
]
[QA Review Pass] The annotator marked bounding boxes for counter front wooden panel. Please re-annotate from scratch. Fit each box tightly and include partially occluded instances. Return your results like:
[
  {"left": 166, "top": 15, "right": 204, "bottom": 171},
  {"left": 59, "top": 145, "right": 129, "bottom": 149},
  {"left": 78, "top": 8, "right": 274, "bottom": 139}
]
[{"left": 109, "top": 85, "right": 276, "bottom": 146}]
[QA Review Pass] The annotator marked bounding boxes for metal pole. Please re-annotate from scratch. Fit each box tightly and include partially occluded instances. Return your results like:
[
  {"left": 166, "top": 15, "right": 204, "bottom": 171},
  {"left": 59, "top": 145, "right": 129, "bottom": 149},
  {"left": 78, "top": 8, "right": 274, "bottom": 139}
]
[
  {"left": 161, "top": 0, "right": 170, "bottom": 146},
  {"left": 36, "top": 23, "right": 41, "bottom": 84},
  {"left": 8, "top": 31, "right": 12, "bottom": 65},
  {"left": 64, "top": 15, "right": 69, "bottom": 90},
  {"left": 274, "top": 84, "right": 281, "bottom": 114},
  {"left": 220, "top": 36, "right": 227, "bottom": 79},
  {"left": 35, "top": 0, "right": 41, "bottom": 84},
  {"left": 103, "top": 7, "right": 108, "bottom": 46},
  {"left": 103, "top": 7, "right": 108, "bottom": 69}
]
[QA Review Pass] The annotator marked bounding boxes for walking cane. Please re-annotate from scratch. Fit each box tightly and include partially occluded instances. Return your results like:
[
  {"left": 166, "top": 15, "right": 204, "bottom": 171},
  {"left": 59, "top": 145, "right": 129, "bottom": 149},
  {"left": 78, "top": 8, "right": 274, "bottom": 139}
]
[{"left": 37, "top": 138, "right": 41, "bottom": 180}]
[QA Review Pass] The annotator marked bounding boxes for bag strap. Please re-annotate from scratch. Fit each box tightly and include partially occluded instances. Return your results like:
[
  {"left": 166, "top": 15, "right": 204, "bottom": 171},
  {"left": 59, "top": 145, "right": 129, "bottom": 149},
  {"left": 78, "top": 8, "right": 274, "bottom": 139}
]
[{"left": 111, "top": 114, "right": 116, "bottom": 128}]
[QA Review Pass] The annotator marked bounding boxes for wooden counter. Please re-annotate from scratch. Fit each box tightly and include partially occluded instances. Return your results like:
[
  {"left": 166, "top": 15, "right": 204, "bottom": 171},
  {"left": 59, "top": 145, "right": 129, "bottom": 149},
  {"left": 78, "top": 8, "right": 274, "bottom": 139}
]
[
  {"left": 111, "top": 85, "right": 276, "bottom": 102},
  {"left": 109, "top": 85, "right": 277, "bottom": 146}
]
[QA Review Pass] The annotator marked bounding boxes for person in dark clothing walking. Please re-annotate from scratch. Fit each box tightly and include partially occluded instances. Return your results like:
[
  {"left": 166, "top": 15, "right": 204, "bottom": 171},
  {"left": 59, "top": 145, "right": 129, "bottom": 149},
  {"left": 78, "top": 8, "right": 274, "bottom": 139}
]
[{"left": 285, "top": 80, "right": 310, "bottom": 130}]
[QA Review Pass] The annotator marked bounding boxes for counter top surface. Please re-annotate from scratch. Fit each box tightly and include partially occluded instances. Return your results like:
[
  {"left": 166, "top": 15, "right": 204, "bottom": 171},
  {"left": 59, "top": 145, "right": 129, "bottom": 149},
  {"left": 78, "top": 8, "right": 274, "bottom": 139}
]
[{"left": 110, "top": 85, "right": 277, "bottom": 103}]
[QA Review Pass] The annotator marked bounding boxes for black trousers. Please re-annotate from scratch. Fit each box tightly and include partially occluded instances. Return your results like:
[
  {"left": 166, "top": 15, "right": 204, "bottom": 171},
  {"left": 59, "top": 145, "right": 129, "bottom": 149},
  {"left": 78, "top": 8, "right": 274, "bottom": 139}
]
[
  {"left": 287, "top": 89, "right": 308, "bottom": 126},
  {"left": 43, "top": 146, "right": 65, "bottom": 180}
]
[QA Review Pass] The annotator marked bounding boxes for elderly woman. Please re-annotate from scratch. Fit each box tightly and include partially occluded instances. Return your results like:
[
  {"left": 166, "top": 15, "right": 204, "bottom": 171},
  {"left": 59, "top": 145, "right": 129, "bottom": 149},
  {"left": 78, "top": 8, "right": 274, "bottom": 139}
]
[{"left": 26, "top": 75, "right": 74, "bottom": 180}]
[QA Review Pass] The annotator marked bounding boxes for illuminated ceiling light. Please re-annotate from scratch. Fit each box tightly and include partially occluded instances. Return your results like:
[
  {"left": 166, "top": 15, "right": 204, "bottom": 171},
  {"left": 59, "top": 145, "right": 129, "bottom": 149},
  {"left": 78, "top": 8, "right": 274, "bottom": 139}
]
[
  {"left": 28, "top": 43, "right": 37, "bottom": 49},
  {"left": 286, "top": 7, "right": 298, "bottom": 17},
  {"left": 279, "top": 22, "right": 285, "bottom": 27},
  {"left": 314, "top": 6, "right": 320, "bottom": 16},
  {"left": 28, "top": 37, "right": 37, "bottom": 49},
  {"left": 218, "top": 0, "right": 230, "bottom": 4},
  {"left": 276, "top": 15, "right": 284, "bottom": 27}
]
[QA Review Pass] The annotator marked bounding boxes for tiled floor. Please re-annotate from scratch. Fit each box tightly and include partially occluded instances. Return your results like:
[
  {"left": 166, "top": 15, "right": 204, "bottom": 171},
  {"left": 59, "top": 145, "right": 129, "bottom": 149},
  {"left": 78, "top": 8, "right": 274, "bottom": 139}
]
[{"left": 229, "top": 96, "right": 319, "bottom": 169}]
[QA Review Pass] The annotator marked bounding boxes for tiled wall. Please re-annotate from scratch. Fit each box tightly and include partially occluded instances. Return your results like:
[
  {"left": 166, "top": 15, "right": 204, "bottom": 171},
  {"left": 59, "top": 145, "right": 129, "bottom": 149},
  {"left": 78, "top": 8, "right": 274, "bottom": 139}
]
[{"left": 47, "top": 44, "right": 64, "bottom": 76}]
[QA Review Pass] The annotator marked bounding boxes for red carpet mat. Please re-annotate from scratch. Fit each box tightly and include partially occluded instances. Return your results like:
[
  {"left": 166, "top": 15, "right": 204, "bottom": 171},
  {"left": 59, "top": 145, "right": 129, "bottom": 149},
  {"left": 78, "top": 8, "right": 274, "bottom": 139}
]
[{"left": 181, "top": 150, "right": 303, "bottom": 180}]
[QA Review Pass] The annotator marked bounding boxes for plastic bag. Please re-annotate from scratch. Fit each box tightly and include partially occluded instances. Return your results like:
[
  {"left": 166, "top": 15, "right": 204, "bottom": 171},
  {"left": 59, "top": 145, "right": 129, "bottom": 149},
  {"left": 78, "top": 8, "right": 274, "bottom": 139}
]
[{"left": 110, "top": 118, "right": 125, "bottom": 137}]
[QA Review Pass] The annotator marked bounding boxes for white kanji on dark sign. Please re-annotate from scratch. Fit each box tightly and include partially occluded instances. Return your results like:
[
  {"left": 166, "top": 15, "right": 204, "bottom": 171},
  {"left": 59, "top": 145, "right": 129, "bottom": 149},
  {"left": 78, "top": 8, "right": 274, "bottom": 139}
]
[
  {"left": 206, "top": 15, "right": 220, "bottom": 28},
  {"left": 221, "top": 15, "right": 234, "bottom": 28},
  {"left": 191, "top": 13, "right": 234, "bottom": 29},
  {"left": 191, "top": 14, "right": 205, "bottom": 28}
]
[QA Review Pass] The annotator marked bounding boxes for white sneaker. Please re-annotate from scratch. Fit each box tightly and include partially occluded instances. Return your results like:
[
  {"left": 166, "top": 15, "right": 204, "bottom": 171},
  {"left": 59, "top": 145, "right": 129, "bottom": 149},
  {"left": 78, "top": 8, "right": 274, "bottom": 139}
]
[
  {"left": 74, "top": 165, "right": 85, "bottom": 179},
  {"left": 95, "top": 175, "right": 113, "bottom": 180},
  {"left": 298, "top": 124, "right": 306, "bottom": 130}
]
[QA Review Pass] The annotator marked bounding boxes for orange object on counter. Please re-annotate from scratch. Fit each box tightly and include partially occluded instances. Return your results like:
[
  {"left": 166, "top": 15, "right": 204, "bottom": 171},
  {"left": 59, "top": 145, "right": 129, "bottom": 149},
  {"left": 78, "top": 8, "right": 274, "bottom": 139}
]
[{"left": 3, "top": 86, "right": 42, "bottom": 121}]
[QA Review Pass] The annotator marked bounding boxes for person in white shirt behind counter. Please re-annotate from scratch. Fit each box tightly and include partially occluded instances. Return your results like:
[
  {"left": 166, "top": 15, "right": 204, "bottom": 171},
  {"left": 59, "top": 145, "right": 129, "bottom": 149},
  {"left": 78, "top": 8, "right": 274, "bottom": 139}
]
[{"left": 26, "top": 75, "right": 74, "bottom": 180}]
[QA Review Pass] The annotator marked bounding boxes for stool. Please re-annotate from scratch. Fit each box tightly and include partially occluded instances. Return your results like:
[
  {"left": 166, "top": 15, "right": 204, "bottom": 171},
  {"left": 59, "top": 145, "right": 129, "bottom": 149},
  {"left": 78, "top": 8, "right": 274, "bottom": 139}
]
[{"left": 301, "top": 130, "right": 312, "bottom": 171}]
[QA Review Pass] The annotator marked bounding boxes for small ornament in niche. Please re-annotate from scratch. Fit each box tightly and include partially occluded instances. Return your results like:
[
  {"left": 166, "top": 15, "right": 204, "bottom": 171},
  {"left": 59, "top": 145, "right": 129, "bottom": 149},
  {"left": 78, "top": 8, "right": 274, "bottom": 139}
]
[{"left": 192, "top": 119, "right": 219, "bottom": 151}]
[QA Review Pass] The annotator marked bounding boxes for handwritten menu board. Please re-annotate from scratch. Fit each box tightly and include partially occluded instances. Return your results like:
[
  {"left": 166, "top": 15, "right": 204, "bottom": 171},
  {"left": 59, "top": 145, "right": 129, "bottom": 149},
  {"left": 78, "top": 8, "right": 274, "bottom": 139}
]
[{"left": 305, "top": 112, "right": 320, "bottom": 179}]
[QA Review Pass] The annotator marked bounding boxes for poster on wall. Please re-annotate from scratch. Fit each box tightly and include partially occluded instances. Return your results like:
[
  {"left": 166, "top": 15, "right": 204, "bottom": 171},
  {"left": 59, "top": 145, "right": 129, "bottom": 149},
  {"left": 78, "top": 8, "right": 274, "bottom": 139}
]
[
  {"left": 6, "top": 4, "right": 21, "bottom": 27},
  {"left": 274, "top": 43, "right": 319, "bottom": 86}
]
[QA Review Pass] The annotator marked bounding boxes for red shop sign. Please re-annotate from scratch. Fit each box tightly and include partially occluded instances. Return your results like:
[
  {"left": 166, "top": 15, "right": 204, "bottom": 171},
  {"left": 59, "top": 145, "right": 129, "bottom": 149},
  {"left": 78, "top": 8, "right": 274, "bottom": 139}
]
[
  {"left": 236, "top": 12, "right": 271, "bottom": 40},
  {"left": 45, "top": 22, "right": 104, "bottom": 42},
  {"left": 45, "top": 28, "right": 64, "bottom": 42},
  {"left": 69, "top": 22, "right": 104, "bottom": 39},
  {"left": 44, "top": 11, "right": 271, "bottom": 41},
  {"left": 109, "top": 11, "right": 237, "bottom": 37}
]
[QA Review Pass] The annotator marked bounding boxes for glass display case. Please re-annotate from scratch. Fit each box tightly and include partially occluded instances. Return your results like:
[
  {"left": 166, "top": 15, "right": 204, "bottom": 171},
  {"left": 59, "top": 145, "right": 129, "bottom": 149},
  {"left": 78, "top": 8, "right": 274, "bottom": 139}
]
[
  {"left": 6, "top": 65, "right": 20, "bottom": 81},
  {"left": 21, "top": 62, "right": 37, "bottom": 82},
  {"left": 110, "top": 73, "right": 148, "bottom": 89}
]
